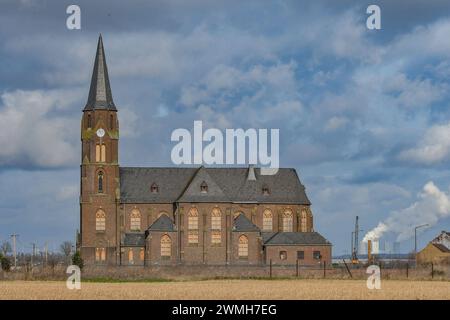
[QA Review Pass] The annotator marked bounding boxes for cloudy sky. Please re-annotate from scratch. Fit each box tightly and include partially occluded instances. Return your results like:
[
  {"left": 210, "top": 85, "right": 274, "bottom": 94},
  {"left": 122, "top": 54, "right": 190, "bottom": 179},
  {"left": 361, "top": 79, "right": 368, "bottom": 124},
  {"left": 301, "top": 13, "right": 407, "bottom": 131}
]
[{"left": 1, "top": 0, "right": 450, "bottom": 255}]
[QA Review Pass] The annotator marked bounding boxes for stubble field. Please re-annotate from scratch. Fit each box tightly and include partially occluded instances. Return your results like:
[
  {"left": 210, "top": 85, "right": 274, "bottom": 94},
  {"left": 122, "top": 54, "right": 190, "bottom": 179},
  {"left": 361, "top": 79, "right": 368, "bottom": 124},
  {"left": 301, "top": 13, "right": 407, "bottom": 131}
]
[{"left": 0, "top": 279, "right": 449, "bottom": 300}]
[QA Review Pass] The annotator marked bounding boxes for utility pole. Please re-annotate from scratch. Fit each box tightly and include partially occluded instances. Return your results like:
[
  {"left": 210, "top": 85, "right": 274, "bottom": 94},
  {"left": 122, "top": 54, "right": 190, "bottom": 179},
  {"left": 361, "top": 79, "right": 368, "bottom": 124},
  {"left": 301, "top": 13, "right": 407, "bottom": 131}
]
[
  {"left": 31, "top": 242, "right": 36, "bottom": 269},
  {"left": 44, "top": 242, "right": 48, "bottom": 267},
  {"left": 10, "top": 234, "right": 18, "bottom": 269}
]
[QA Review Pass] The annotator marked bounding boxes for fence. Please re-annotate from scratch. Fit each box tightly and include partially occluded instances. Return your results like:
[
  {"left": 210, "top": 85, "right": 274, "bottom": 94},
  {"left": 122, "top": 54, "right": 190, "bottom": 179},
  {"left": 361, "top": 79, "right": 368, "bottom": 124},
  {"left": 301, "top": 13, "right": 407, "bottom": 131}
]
[{"left": 0, "top": 260, "right": 449, "bottom": 281}]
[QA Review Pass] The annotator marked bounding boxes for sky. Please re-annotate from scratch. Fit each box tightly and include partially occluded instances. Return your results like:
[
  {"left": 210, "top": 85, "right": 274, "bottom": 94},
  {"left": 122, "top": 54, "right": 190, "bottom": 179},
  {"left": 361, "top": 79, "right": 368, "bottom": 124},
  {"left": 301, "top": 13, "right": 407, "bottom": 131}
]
[{"left": 1, "top": 0, "right": 450, "bottom": 255}]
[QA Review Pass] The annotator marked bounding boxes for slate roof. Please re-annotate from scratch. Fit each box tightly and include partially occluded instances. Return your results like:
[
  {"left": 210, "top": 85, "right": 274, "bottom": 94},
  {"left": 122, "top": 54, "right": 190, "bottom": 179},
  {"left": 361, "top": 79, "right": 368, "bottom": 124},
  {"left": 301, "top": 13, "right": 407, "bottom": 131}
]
[
  {"left": 262, "top": 232, "right": 331, "bottom": 246},
  {"left": 120, "top": 166, "right": 311, "bottom": 205},
  {"left": 432, "top": 243, "right": 450, "bottom": 253},
  {"left": 119, "top": 167, "right": 198, "bottom": 203},
  {"left": 122, "top": 233, "right": 145, "bottom": 246},
  {"left": 233, "top": 214, "right": 260, "bottom": 232},
  {"left": 84, "top": 35, "right": 116, "bottom": 111},
  {"left": 147, "top": 214, "right": 176, "bottom": 232}
]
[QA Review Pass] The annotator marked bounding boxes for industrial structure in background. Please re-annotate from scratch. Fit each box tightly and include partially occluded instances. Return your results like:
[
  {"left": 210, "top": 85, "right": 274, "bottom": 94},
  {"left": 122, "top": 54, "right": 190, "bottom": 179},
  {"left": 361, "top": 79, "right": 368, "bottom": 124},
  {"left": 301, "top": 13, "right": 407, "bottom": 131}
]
[{"left": 351, "top": 216, "right": 361, "bottom": 264}]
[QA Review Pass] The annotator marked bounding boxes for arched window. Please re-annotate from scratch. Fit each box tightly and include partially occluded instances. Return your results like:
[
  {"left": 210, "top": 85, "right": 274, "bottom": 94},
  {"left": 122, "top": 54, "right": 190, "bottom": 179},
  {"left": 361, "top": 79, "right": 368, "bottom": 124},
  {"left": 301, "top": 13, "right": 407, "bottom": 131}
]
[
  {"left": 263, "top": 209, "right": 273, "bottom": 231},
  {"left": 98, "top": 172, "right": 104, "bottom": 193},
  {"left": 238, "top": 235, "right": 248, "bottom": 258},
  {"left": 262, "top": 185, "right": 270, "bottom": 195},
  {"left": 95, "top": 144, "right": 106, "bottom": 162},
  {"left": 301, "top": 210, "right": 308, "bottom": 232},
  {"left": 211, "top": 208, "right": 221, "bottom": 230},
  {"left": 95, "top": 209, "right": 106, "bottom": 231},
  {"left": 150, "top": 183, "right": 159, "bottom": 193},
  {"left": 188, "top": 208, "right": 199, "bottom": 244},
  {"left": 161, "top": 235, "right": 171, "bottom": 258},
  {"left": 130, "top": 209, "right": 141, "bottom": 231},
  {"left": 128, "top": 249, "right": 134, "bottom": 264},
  {"left": 200, "top": 181, "right": 208, "bottom": 193},
  {"left": 139, "top": 248, "right": 145, "bottom": 261},
  {"left": 282, "top": 209, "right": 293, "bottom": 232},
  {"left": 87, "top": 114, "right": 92, "bottom": 128},
  {"left": 211, "top": 208, "right": 222, "bottom": 244}
]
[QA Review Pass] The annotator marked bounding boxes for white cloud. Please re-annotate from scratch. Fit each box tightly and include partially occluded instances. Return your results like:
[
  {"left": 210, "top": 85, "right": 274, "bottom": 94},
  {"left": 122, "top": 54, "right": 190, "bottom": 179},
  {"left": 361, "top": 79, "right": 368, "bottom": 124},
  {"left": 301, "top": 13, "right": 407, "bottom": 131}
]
[
  {"left": 364, "top": 181, "right": 450, "bottom": 242},
  {"left": 0, "top": 90, "right": 79, "bottom": 168},
  {"left": 398, "top": 122, "right": 450, "bottom": 165}
]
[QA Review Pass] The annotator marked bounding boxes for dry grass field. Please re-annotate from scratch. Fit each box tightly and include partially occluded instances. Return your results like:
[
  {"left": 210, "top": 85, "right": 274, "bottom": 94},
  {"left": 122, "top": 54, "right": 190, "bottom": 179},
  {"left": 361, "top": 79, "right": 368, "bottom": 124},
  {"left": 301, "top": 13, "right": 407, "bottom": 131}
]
[{"left": 0, "top": 279, "right": 449, "bottom": 300}]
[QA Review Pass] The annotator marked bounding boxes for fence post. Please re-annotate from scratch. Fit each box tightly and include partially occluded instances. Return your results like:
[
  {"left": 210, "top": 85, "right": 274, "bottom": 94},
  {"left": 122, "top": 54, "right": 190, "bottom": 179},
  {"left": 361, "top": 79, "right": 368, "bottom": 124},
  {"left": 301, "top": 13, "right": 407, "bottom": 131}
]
[
  {"left": 406, "top": 263, "right": 409, "bottom": 279},
  {"left": 323, "top": 261, "right": 326, "bottom": 278},
  {"left": 296, "top": 259, "right": 299, "bottom": 277},
  {"left": 269, "top": 259, "right": 272, "bottom": 279},
  {"left": 342, "top": 259, "right": 352, "bottom": 278},
  {"left": 431, "top": 263, "right": 434, "bottom": 279}
]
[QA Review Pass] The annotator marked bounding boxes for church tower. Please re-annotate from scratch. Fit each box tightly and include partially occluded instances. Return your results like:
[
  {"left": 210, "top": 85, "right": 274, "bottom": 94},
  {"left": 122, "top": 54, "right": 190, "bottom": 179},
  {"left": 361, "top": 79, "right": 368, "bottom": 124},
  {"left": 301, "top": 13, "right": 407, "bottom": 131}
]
[{"left": 80, "top": 35, "right": 119, "bottom": 265}]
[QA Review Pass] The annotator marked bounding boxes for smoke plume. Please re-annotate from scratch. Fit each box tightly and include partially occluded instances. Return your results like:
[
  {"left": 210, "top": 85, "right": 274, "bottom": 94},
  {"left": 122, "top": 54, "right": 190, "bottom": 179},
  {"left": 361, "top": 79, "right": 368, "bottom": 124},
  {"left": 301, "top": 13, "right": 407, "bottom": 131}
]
[{"left": 363, "top": 181, "right": 450, "bottom": 242}]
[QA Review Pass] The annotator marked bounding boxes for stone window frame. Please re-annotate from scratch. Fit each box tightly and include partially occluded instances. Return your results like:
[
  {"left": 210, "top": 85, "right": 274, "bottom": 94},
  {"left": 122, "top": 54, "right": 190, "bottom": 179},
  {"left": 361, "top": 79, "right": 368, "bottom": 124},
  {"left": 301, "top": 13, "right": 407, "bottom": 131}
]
[
  {"left": 130, "top": 208, "right": 141, "bottom": 232},
  {"left": 238, "top": 235, "right": 249, "bottom": 259},
  {"left": 95, "top": 209, "right": 106, "bottom": 232},
  {"left": 282, "top": 209, "right": 293, "bottom": 232},
  {"left": 188, "top": 207, "right": 199, "bottom": 245},
  {"left": 262, "top": 209, "right": 273, "bottom": 231},
  {"left": 160, "top": 234, "right": 171, "bottom": 259},
  {"left": 95, "top": 143, "right": 106, "bottom": 162}
]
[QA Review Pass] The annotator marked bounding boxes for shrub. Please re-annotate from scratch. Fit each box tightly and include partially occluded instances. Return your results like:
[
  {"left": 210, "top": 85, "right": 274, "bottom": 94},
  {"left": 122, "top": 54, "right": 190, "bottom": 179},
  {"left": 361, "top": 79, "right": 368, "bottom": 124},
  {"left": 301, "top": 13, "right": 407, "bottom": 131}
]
[
  {"left": 72, "top": 251, "right": 84, "bottom": 270},
  {"left": 1, "top": 255, "right": 11, "bottom": 271}
]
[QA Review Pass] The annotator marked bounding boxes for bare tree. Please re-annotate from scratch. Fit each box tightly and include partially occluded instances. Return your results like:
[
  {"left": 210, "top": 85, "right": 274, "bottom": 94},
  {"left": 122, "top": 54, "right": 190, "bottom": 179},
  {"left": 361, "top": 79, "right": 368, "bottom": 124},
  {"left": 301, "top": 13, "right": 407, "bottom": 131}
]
[
  {"left": 60, "top": 241, "right": 73, "bottom": 264},
  {"left": 1, "top": 241, "right": 12, "bottom": 256}
]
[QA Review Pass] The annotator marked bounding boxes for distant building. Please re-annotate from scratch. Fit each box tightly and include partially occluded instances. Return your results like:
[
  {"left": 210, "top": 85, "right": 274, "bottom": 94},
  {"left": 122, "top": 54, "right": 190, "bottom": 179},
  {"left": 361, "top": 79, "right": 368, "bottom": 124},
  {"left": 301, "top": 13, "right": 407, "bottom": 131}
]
[{"left": 416, "top": 231, "right": 450, "bottom": 265}]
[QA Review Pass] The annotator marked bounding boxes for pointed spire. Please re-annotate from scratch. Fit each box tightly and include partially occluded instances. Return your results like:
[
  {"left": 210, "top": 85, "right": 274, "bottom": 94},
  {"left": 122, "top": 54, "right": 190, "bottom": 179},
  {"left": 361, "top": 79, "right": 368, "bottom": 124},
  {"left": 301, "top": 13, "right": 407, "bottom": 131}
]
[{"left": 84, "top": 34, "right": 116, "bottom": 111}]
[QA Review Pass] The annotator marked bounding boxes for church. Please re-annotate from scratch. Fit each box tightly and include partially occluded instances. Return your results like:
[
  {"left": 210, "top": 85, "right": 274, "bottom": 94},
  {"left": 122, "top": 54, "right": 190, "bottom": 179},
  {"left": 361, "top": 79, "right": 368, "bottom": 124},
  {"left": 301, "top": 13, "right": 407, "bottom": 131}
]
[{"left": 79, "top": 35, "right": 332, "bottom": 267}]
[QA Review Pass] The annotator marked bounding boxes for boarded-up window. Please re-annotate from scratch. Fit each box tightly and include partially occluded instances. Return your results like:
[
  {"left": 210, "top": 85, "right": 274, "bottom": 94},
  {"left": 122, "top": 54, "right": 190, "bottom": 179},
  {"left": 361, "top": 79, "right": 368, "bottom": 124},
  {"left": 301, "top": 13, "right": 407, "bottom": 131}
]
[
  {"left": 161, "top": 235, "right": 171, "bottom": 258},
  {"left": 130, "top": 209, "right": 141, "bottom": 231},
  {"left": 96, "top": 144, "right": 106, "bottom": 162},
  {"left": 95, "top": 248, "right": 106, "bottom": 262},
  {"left": 283, "top": 209, "right": 293, "bottom": 232},
  {"left": 238, "top": 235, "right": 248, "bottom": 258},
  {"left": 95, "top": 209, "right": 106, "bottom": 231},
  {"left": 211, "top": 231, "right": 221, "bottom": 244},
  {"left": 263, "top": 209, "right": 273, "bottom": 231},
  {"left": 211, "top": 208, "right": 221, "bottom": 230}
]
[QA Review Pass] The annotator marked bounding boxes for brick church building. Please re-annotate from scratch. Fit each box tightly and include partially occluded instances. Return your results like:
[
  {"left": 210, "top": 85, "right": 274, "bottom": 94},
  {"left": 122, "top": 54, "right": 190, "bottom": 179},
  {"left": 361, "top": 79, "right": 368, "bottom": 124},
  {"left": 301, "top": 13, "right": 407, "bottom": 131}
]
[{"left": 79, "top": 35, "right": 332, "bottom": 267}]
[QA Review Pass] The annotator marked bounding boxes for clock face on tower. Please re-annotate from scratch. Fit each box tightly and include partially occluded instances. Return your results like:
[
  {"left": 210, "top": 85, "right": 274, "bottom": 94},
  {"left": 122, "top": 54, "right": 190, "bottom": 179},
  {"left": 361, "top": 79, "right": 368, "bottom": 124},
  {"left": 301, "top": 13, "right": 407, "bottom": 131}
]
[{"left": 96, "top": 128, "right": 105, "bottom": 138}]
